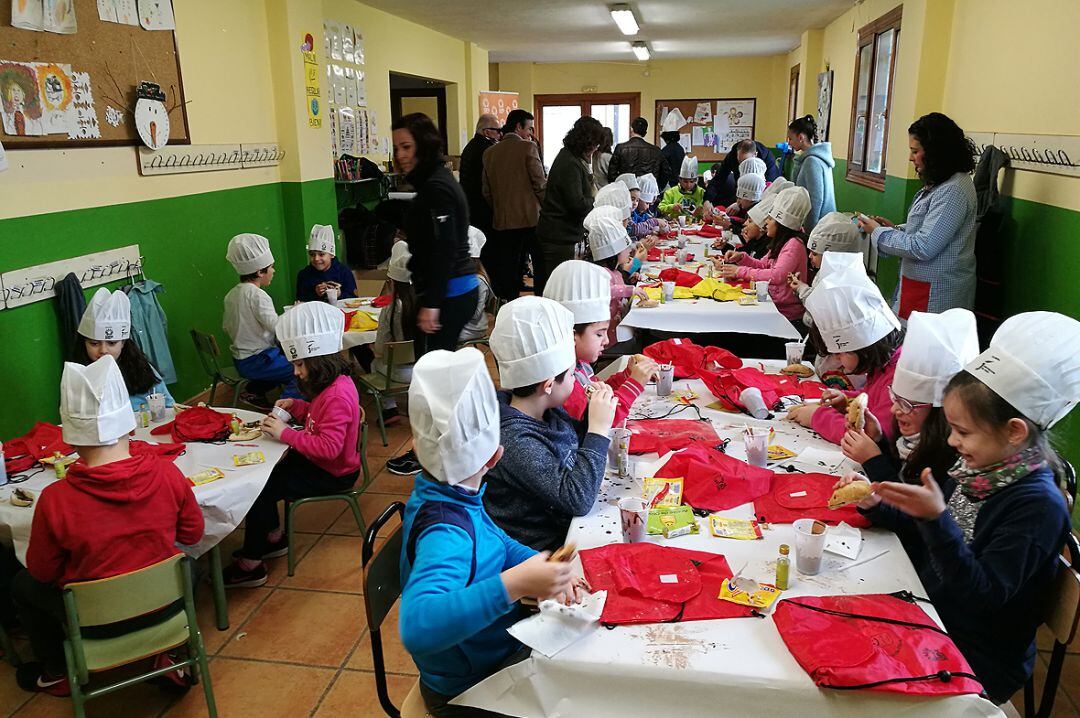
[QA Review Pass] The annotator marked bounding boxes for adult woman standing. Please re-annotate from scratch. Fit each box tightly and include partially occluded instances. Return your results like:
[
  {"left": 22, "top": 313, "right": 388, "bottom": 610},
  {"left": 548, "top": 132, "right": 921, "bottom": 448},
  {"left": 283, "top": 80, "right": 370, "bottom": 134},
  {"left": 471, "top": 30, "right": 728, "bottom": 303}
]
[
  {"left": 392, "top": 113, "right": 478, "bottom": 355},
  {"left": 535, "top": 116, "right": 604, "bottom": 295},
  {"left": 592, "top": 127, "right": 614, "bottom": 190},
  {"left": 787, "top": 115, "right": 836, "bottom": 231},
  {"left": 858, "top": 112, "right": 977, "bottom": 318}
]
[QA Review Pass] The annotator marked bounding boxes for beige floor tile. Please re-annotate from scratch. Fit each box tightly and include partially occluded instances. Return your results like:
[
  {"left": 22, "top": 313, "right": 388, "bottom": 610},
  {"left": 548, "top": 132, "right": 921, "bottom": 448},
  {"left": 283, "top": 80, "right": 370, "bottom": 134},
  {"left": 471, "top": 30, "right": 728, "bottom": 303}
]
[
  {"left": 281, "top": 535, "right": 364, "bottom": 593},
  {"left": 12, "top": 682, "right": 173, "bottom": 718},
  {"left": 220, "top": 588, "right": 365, "bottom": 667},
  {"left": 0, "top": 661, "right": 32, "bottom": 716},
  {"left": 193, "top": 583, "right": 271, "bottom": 655},
  {"left": 366, "top": 470, "right": 417, "bottom": 495},
  {"left": 265, "top": 532, "right": 320, "bottom": 587},
  {"left": 313, "top": 670, "right": 417, "bottom": 717},
  {"left": 288, "top": 500, "right": 347, "bottom": 534},
  {"left": 162, "top": 656, "right": 335, "bottom": 718},
  {"left": 347, "top": 605, "right": 418, "bottom": 676}
]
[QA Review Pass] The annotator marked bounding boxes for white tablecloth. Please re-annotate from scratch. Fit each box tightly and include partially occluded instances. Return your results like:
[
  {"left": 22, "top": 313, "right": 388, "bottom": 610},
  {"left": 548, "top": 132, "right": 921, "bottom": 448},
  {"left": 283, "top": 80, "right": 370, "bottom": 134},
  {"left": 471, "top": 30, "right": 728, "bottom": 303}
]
[
  {"left": 621, "top": 239, "right": 801, "bottom": 340},
  {"left": 338, "top": 298, "right": 382, "bottom": 349},
  {"left": 0, "top": 408, "right": 287, "bottom": 563},
  {"left": 456, "top": 360, "right": 1004, "bottom": 718}
]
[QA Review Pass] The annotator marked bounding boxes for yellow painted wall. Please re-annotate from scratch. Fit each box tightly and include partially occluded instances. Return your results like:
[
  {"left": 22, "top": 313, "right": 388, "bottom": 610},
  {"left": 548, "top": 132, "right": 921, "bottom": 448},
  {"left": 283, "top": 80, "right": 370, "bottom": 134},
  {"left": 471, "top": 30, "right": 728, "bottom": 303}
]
[
  {"left": 401, "top": 96, "right": 441, "bottom": 126},
  {"left": 496, "top": 56, "right": 793, "bottom": 148}
]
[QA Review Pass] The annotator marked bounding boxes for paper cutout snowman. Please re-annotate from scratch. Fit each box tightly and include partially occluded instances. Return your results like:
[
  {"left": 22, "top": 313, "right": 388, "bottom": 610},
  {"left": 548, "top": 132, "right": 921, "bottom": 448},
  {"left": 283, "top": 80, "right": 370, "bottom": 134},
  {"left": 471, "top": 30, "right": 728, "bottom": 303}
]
[{"left": 134, "top": 81, "right": 169, "bottom": 150}]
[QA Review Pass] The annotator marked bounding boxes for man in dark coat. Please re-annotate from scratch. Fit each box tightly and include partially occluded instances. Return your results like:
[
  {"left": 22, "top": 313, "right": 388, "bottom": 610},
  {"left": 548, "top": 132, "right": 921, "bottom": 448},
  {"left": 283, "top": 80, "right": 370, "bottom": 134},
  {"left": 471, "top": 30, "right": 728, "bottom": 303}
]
[
  {"left": 703, "top": 138, "right": 782, "bottom": 207},
  {"left": 459, "top": 113, "right": 501, "bottom": 236},
  {"left": 608, "top": 116, "right": 663, "bottom": 182}
]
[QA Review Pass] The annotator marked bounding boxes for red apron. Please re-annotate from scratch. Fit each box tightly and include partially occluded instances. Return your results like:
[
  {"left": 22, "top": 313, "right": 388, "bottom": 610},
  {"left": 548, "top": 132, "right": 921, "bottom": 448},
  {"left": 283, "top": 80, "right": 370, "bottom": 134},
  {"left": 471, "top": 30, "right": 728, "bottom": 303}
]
[
  {"left": 129, "top": 440, "right": 187, "bottom": 461},
  {"left": 580, "top": 543, "right": 755, "bottom": 625},
  {"left": 773, "top": 593, "right": 984, "bottom": 696},
  {"left": 643, "top": 338, "right": 740, "bottom": 379},
  {"left": 658, "top": 267, "right": 705, "bottom": 288},
  {"left": 626, "top": 419, "right": 721, "bottom": 456},
  {"left": 655, "top": 444, "right": 773, "bottom": 511},
  {"left": 151, "top": 406, "right": 233, "bottom": 443},
  {"left": 753, "top": 472, "right": 871, "bottom": 527},
  {"left": 3, "top": 422, "right": 72, "bottom": 474}
]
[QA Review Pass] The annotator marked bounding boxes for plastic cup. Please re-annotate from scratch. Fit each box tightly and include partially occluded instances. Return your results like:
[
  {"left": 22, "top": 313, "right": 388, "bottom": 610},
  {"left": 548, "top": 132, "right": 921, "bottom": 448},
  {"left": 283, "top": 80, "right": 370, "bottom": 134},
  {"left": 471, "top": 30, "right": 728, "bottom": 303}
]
[
  {"left": 739, "top": 388, "right": 771, "bottom": 421},
  {"left": 722, "top": 229, "right": 733, "bottom": 245},
  {"left": 743, "top": 430, "right": 768, "bottom": 467},
  {"left": 270, "top": 405, "right": 292, "bottom": 423},
  {"left": 793, "top": 519, "right": 828, "bottom": 575},
  {"left": 785, "top": 342, "right": 806, "bottom": 366},
  {"left": 755, "top": 281, "right": 770, "bottom": 302},
  {"left": 656, "top": 364, "right": 674, "bottom": 396},
  {"left": 325, "top": 286, "right": 340, "bottom": 304},
  {"left": 619, "top": 497, "right": 648, "bottom": 543},
  {"left": 678, "top": 215, "right": 687, "bottom": 228},
  {"left": 662, "top": 281, "right": 675, "bottom": 302},
  {"left": 676, "top": 236, "right": 687, "bottom": 249},
  {"left": 146, "top": 393, "right": 166, "bottom": 422}
]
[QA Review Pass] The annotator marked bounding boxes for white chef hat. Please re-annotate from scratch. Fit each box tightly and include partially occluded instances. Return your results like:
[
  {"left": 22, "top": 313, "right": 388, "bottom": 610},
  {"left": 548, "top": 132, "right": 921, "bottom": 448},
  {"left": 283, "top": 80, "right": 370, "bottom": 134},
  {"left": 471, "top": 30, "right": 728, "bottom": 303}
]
[
  {"left": 892, "top": 309, "right": 979, "bottom": 407},
  {"left": 769, "top": 186, "right": 811, "bottom": 230},
  {"left": 78, "top": 288, "right": 131, "bottom": 341},
  {"left": 308, "top": 224, "right": 336, "bottom": 255},
  {"left": 409, "top": 347, "right": 500, "bottom": 486},
  {"left": 816, "top": 251, "right": 866, "bottom": 282},
  {"left": 736, "top": 173, "right": 765, "bottom": 202},
  {"left": 587, "top": 214, "right": 632, "bottom": 261},
  {"left": 637, "top": 173, "right": 659, "bottom": 203},
  {"left": 227, "top": 233, "right": 275, "bottom": 275},
  {"left": 661, "top": 108, "right": 686, "bottom": 133},
  {"left": 276, "top": 302, "right": 344, "bottom": 361},
  {"left": 745, "top": 195, "right": 776, "bottom": 228},
  {"left": 490, "top": 296, "right": 576, "bottom": 389},
  {"left": 387, "top": 240, "right": 412, "bottom": 283},
  {"left": 60, "top": 355, "right": 136, "bottom": 447},
  {"left": 963, "top": 311, "right": 1080, "bottom": 429},
  {"left": 805, "top": 261, "right": 900, "bottom": 354},
  {"left": 807, "top": 212, "right": 864, "bottom": 254},
  {"left": 615, "top": 173, "right": 640, "bottom": 192},
  {"left": 584, "top": 205, "right": 624, "bottom": 230},
  {"left": 468, "top": 226, "right": 487, "bottom": 259},
  {"left": 543, "top": 260, "right": 612, "bottom": 325},
  {"left": 761, "top": 176, "right": 793, "bottom": 201},
  {"left": 738, "top": 157, "right": 767, "bottom": 177},
  {"left": 594, "top": 182, "right": 632, "bottom": 220},
  {"left": 679, "top": 155, "right": 699, "bottom": 180}
]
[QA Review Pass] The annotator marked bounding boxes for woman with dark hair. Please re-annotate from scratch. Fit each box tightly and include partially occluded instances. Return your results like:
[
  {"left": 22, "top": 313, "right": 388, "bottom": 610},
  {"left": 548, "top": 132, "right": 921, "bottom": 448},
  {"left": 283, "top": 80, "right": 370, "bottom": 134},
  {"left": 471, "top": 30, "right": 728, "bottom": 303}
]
[
  {"left": 534, "top": 116, "right": 604, "bottom": 295},
  {"left": 858, "top": 112, "right": 978, "bottom": 317},
  {"left": 592, "top": 127, "right": 614, "bottom": 190},
  {"left": 787, "top": 114, "right": 835, "bottom": 231},
  {"left": 391, "top": 112, "right": 478, "bottom": 354}
]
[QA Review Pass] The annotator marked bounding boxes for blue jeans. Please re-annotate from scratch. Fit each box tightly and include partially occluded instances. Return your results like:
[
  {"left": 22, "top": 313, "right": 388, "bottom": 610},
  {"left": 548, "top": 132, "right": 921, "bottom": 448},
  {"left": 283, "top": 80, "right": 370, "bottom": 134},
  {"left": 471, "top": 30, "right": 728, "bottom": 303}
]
[{"left": 234, "top": 347, "right": 300, "bottom": 399}]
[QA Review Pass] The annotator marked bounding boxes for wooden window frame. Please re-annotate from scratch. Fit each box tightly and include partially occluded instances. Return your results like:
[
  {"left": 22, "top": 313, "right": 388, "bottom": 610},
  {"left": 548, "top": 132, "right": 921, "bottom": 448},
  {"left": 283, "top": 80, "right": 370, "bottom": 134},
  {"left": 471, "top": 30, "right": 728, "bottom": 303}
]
[
  {"left": 845, "top": 5, "right": 902, "bottom": 191},
  {"left": 533, "top": 92, "right": 642, "bottom": 149},
  {"left": 788, "top": 64, "right": 800, "bottom": 122}
]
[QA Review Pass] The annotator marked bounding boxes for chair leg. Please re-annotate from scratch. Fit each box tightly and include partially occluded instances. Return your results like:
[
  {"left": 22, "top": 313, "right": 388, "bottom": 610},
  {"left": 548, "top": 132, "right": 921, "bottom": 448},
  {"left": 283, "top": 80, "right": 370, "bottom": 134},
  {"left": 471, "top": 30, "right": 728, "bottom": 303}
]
[
  {"left": 208, "top": 545, "right": 229, "bottom": 631},
  {"left": 345, "top": 496, "right": 366, "bottom": 537},
  {"left": 286, "top": 501, "right": 297, "bottom": 577},
  {"left": 63, "top": 640, "right": 86, "bottom": 718},
  {"left": 208, "top": 378, "right": 219, "bottom": 406},
  {"left": 189, "top": 628, "right": 218, "bottom": 718},
  {"left": 1024, "top": 678, "right": 1036, "bottom": 718},
  {"left": 373, "top": 392, "right": 388, "bottom": 446}
]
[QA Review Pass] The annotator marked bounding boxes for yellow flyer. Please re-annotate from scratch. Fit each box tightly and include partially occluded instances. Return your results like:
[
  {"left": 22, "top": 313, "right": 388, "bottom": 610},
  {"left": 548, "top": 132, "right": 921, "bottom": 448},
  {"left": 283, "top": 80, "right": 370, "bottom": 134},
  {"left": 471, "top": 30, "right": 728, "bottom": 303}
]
[
  {"left": 709, "top": 517, "right": 764, "bottom": 540},
  {"left": 719, "top": 577, "right": 782, "bottom": 609},
  {"left": 643, "top": 477, "right": 683, "bottom": 507}
]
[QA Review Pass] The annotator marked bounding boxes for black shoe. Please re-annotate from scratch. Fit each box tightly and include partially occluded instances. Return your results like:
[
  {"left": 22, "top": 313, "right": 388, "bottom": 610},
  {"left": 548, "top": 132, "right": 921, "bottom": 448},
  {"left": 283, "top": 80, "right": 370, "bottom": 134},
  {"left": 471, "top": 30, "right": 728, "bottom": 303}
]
[
  {"left": 222, "top": 561, "right": 268, "bottom": 588},
  {"left": 231, "top": 535, "right": 288, "bottom": 561},
  {"left": 381, "top": 407, "right": 401, "bottom": 426},
  {"left": 239, "top": 392, "right": 273, "bottom": 411},
  {"left": 386, "top": 449, "right": 421, "bottom": 475}
]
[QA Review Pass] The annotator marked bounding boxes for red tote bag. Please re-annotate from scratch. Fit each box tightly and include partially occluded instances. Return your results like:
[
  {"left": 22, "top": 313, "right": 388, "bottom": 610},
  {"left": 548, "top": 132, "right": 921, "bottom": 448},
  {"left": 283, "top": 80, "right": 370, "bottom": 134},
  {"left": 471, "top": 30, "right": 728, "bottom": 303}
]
[
  {"left": 753, "top": 472, "right": 870, "bottom": 527},
  {"left": 655, "top": 444, "right": 774, "bottom": 511}
]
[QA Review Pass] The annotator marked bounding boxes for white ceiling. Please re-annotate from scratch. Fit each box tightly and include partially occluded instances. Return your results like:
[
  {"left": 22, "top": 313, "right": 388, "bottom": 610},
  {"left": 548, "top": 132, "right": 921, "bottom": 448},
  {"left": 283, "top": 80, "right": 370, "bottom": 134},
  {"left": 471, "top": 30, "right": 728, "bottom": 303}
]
[{"left": 358, "top": 0, "right": 854, "bottom": 63}]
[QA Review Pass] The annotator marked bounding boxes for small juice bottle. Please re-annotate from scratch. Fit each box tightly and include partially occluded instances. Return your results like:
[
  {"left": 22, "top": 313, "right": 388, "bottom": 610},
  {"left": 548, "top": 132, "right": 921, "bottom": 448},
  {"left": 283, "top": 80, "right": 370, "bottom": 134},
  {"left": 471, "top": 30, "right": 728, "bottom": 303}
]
[{"left": 776, "top": 544, "right": 791, "bottom": 590}]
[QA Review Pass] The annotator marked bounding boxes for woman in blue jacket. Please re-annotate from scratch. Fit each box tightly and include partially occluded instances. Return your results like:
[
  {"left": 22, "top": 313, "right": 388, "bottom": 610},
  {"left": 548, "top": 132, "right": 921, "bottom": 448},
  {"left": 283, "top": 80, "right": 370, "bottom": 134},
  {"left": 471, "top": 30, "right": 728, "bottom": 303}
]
[{"left": 788, "top": 115, "right": 835, "bottom": 231}]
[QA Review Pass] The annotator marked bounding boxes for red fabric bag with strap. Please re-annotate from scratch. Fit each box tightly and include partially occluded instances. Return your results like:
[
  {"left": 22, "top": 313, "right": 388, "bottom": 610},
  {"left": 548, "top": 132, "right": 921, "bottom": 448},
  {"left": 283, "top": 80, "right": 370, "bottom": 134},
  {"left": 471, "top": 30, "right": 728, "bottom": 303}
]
[
  {"left": 626, "top": 419, "right": 721, "bottom": 456},
  {"left": 580, "top": 543, "right": 754, "bottom": 625},
  {"left": 129, "top": 440, "right": 187, "bottom": 461},
  {"left": 150, "top": 406, "right": 232, "bottom": 443},
  {"left": 643, "top": 338, "right": 741, "bottom": 379},
  {"left": 687, "top": 224, "right": 723, "bottom": 238},
  {"left": 753, "top": 472, "right": 870, "bottom": 527},
  {"left": 658, "top": 268, "right": 704, "bottom": 288},
  {"left": 4, "top": 422, "right": 72, "bottom": 474},
  {"left": 655, "top": 444, "right": 774, "bottom": 511},
  {"left": 773, "top": 593, "right": 984, "bottom": 696}
]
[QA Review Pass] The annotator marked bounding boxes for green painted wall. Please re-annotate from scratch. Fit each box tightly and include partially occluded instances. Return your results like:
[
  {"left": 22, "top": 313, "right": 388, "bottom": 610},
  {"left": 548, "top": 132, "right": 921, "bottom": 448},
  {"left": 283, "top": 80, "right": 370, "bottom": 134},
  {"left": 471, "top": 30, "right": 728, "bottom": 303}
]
[{"left": 0, "top": 180, "right": 335, "bottom": 440}]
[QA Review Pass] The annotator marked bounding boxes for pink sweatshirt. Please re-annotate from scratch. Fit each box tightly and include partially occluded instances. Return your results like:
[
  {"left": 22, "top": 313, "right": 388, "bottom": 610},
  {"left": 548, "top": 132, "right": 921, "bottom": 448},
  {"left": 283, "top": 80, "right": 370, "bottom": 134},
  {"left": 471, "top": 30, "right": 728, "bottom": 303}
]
[
  {"left": 280, "top": 374, "right": 362, "bottom": 477},
  {"left": 734, "top": 238, "right": 808, "bottom": 321},
  {"left": 605, "top": 266, "right": 635, "bottom": 346},
  {"left": 811, "top": 348, "right": 902, "bottom": 445}
]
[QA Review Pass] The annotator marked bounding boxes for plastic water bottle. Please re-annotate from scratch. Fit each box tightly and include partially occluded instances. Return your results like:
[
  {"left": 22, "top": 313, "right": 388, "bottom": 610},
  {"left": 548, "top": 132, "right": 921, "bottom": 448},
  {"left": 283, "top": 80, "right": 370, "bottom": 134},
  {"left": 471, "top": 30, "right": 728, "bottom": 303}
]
[{"left": 0, "top": 441, "right": 7, "bottom": 486}]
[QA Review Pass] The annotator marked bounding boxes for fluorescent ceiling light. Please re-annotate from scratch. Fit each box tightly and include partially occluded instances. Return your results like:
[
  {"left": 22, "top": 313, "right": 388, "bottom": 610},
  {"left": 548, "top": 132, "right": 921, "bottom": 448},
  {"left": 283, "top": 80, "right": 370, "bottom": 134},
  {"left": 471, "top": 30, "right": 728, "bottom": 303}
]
[
  {"left": 632, "top": 41, "right": 650, "bottom": 61},
  {"left": 610, "top": 5, "right": 639, "bottom": 36}
]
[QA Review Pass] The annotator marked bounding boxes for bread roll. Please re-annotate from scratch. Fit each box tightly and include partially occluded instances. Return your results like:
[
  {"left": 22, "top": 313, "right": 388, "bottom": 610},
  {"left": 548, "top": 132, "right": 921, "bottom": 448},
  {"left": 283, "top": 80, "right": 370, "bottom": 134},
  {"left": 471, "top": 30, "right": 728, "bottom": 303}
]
[
  {"left": 781, "top": 363, "right": 814, "bottom": 377},
  {"left": 846, "top": 393, "right": 868, "bottom": 431},
  {"left": 828, "top": 481, "right": 872, "bottom": 509}
]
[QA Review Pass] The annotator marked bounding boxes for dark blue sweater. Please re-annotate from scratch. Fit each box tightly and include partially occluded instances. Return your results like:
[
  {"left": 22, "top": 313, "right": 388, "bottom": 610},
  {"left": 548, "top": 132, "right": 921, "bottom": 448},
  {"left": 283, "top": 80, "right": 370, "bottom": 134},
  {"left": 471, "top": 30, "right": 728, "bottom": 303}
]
[
  {"left": 295, "top": 258, "right": 357, "bottom": 302},
  {"left": 892, "top": 466, "right": 1068, "bottom": 702},
  {"left": 483, "top": 391, "right": 610, "bottom": 552}
]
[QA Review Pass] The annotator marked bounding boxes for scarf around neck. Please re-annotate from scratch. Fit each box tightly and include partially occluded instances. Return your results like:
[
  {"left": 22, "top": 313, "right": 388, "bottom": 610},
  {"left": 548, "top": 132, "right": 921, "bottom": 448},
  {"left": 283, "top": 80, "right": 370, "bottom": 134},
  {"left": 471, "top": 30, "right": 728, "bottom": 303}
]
[
  {"left": 947, "top": 445, "right": 1047, "bottom": 501},
  {"left": 896, "top": 433, "right": 919, "bottom": 461}
]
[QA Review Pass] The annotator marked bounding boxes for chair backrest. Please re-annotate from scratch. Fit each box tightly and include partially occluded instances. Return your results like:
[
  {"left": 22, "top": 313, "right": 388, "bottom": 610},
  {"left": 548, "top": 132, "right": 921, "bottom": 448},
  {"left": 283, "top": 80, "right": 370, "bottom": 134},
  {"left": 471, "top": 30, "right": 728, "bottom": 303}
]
[
  {"left": 1058, "top": 457, "right": 1077, "bottom": 512},
  {"left": 1045, "top": 533, "right": 1080, "bottom": 646},
  {"left": 363, "top": 502, "right": 406, "bottom": 631},
  {"left": 190, "top": 329, "right": 224, "bottom": 377},
  {"left": 384, "top": 341, "right": 415, "bottom": 385},
  {"left": 66, "top": 554, "right": 185, "bottom": 627}
]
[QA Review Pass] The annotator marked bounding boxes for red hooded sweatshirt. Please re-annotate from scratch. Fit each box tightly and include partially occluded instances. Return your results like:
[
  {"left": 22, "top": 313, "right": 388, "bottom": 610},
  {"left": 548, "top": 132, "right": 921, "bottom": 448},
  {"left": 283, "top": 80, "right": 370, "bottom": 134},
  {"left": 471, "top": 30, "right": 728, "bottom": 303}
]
[{"left": 26, "top": 453, "right": 204, "bottom": 587}]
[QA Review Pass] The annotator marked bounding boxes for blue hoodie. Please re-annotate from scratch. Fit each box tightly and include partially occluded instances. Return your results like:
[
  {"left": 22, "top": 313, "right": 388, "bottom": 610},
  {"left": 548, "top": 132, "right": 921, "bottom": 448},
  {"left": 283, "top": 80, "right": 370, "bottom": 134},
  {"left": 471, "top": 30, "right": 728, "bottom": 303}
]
[
  {"left": 792, "top": 141, "right": 836, "bottom": 231},
  {"left": 399, "top": 473, "right": 536, "bottom": 697}
]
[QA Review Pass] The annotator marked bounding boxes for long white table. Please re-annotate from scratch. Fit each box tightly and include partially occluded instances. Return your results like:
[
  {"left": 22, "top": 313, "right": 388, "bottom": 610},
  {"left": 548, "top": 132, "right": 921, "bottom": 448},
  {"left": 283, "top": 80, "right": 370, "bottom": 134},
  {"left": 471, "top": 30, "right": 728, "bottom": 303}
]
[
  {"left": 337, "top": 298, "right": 382, "bottom": 349},
  {"left": 456, "top": 359, "right": 1005, "bottom": 718}
]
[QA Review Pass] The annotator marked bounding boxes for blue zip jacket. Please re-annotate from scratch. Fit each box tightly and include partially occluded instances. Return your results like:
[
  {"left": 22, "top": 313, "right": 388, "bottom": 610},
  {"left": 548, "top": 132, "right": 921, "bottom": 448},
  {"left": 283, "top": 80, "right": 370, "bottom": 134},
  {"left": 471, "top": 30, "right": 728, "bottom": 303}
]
[
  {"left": 399, "top": 474, "right": 536, "bottom": 697},
  {"left": 125, "top": 279, "right": 177, "bottom": 385},
  {"left": 792, "top": 141, "right": 836, "bottom": 230},
  {"left": 295, "top": 258, "right": 357, "bottom": 303}
]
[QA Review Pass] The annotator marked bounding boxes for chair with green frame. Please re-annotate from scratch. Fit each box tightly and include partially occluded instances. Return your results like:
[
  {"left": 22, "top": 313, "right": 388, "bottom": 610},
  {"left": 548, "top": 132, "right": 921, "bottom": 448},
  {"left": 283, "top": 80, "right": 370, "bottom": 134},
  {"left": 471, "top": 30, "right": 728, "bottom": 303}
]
[
  {"left": 362, "top": 501, "right": 427, "bottom": 718},
  {"left": 61, "top": 554, "right": 217, "bottom": 718},
  {"left": 283, "top": 406, "right": 374, "bottom": 577},
  {"left": 357, "top": 340, "right": 415, "bottom": 446},
  {"left": 459, "top": 293, "right": 505, "bottom": 352},
  {"left": 190, "top": 329, "right": 246, "bottom": 406}
]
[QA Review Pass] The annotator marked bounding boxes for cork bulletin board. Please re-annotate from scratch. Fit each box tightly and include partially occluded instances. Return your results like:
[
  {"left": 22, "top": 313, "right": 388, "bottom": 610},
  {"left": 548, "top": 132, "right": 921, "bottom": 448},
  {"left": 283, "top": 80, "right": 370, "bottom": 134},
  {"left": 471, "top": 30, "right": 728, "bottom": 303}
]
[
  {"left": 653, "top": 98, "right": 756, "bottom": 163},
  {"left": 0, "top": 0, "right": 189, "bottom": 148}
]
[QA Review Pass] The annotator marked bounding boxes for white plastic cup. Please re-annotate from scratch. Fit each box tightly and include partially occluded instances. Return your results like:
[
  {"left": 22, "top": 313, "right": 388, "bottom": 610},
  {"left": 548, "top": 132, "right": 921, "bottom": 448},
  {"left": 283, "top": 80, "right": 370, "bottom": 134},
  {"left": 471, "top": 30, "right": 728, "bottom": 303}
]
[
  {"left": 676, "top": 236, "right": 687, "bottom": 249},
  {"left": 270, "top": 405, "right": 292, "bottom": 423},
  {"left": 146, "top": 393, "right": 166, "bottom": 422},
  {"left": 325, "top": 286, "right": 340, "bottom": 304},
  {"left": 739, "top": 387, "right": 770, "bottom": 421},
  {"left": 743, "top": 430, "right": 769, "bottom": 467},
  {"left": 678, "top": 215, "right": 687, "bottom": 228},
  {"left": 755, "top": 281, "right": 770, "bottom": 302},
  {"left": 793, "top": 519, "right": 829, "bottom": 575},
  {"left": 662, "top": 281, "right": 675, "bottom": 302},
  {"left": 656, "top": 364, "right": 674, "bottom": 396},
  {"left": 785, "top": 342, "right": 806, "bottom": 366},
  {"left": 722, "top": 229, "right": 733, "bottom": 245},
  {"left": 619, "top": 497, "right": 648, "bottom": 543}
]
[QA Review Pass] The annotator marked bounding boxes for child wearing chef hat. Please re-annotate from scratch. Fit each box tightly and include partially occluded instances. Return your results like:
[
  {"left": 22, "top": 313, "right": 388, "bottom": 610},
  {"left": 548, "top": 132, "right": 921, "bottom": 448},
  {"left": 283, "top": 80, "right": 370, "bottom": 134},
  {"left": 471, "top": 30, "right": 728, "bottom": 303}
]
[
  {"left": 398, "top": 346, "right": 581, "bottom": 714},
  {"left": 658, "top": 155, "right": 706, "bottom": 219},
  {"left": 714, "top": 172, "right": 767, "bottom": 235},
  {"left": 368, "top": 241, "right": 420, "bottom": 432},
  {"left": 457, "top": 226, "right": 494, "bottom": 345},
  {"left": 628, "top": 173, "right": 667, "bottom": 245},
  {"left": 13, "top": 355, "right": 203, "bottom": 693},
  {"left": 585, "top": 208, "right": 648, "bottom": 346},
  {"left": 295, "top": 223, "right": 357, "bottom": 303}
]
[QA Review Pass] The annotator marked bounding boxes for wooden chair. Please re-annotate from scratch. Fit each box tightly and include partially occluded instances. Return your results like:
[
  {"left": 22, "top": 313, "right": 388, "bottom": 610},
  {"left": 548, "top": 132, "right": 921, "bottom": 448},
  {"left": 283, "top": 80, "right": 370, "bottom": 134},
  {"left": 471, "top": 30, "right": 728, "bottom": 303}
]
[
  {"left": 362, "top": 502, "right": 428, "bottom": 718},
  {"left": 190, "top": 329, "right": 245, "bottom": 406},
  {"left": 1024, "top": 532, "right": 1080, "bottom": 718},
  {"left": 357, "top": 341, "right": 415, "bottom": 446},
  {"left": 62, "top": 555, "right": 217, "bottom": 718}
]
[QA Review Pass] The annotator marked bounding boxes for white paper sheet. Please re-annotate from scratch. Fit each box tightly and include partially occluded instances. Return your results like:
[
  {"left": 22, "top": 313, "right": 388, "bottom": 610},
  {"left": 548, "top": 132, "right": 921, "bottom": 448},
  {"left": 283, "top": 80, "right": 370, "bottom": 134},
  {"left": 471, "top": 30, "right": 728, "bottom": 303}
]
[
  {"left": 824, "top": 521, "right": 862, "bottom": 559},
  {"left": 137, "top": 0, "right": 174, "bottom": 31},
  {"left": 97, "top": 0, "right": 138, "bottom": 24},
  {"left": 691, "top": 125, "right": 705, "bottom": 147},
  {"left": 678, "top": 133, "right": 691, "bottom": 154},
  {"left": 0, "top": 139, "right": 8, "bottom": 172},
  {"left": 12, "top": 0, "right": 44, "bottom": 30},
  {"left": 507, "top": 592, "right": 607, "bottom": 658}
]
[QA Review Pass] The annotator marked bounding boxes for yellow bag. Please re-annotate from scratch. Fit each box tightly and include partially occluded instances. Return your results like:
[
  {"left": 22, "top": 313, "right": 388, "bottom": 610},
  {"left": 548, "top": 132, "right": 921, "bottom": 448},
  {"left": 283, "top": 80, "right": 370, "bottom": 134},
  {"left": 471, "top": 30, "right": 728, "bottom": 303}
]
[
  {"left": 691, "top": 278, "right": 744, "bottom": 301},
  {"left": 643, "top": 286, "right": 694, "bottom": 301},
  {"left": 348, "top": 311, "right": 379, "bottom": 332}
]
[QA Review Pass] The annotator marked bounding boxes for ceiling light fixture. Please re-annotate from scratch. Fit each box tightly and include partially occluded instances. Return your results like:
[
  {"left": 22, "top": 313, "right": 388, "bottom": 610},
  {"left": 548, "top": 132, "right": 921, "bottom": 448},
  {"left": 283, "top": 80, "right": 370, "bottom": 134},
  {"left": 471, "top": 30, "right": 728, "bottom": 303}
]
[
  {"left": 631, "top": 41, "right": 650, "bottom": 61},
  {"left": 610, "top": 4, "right": 639, "bottom": 36}
]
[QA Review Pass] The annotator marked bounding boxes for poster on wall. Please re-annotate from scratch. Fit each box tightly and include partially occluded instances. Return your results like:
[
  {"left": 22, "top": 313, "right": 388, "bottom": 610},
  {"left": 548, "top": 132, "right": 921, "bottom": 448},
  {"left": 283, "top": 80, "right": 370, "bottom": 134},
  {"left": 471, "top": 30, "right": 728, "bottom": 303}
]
[
  {"left": 301, "top": 32, "right": 322, "bottom": 129},
  {"left": 0, "top": 61, "right": 46, "bottom": 136},
  {"left": 817, "top": 70, "right": 833, "bottom": 142},
  {"left": 97, "top": 0, "right": 138, "bottom": 25},
  {"left": 34, "top": 61, "right": 76, "bottom": 135},
  {"left": 43, "top": 0, "right": 78, "bottom": 33},
  {"left": 713, "top": 99, "right": 755, "bottom": 151},
  {"left": 12, "top": 0, "right": 45, "bottom": 30},
  {"left": 478, "top": 91, "right": 519, "bottom": 127}
]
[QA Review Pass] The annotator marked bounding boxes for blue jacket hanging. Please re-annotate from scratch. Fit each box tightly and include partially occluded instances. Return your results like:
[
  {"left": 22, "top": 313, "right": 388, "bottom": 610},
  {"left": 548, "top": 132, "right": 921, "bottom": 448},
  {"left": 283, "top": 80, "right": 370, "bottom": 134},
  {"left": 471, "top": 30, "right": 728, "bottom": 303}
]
[{"left": 124, "top": 279, "right": 177, "bottom": 385}]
